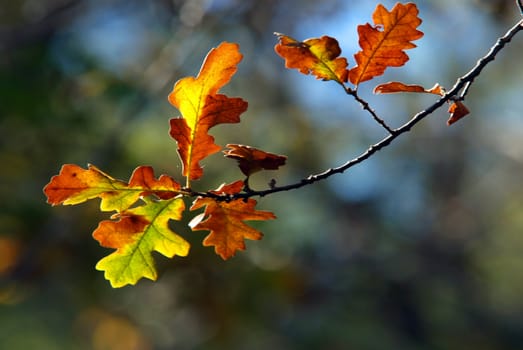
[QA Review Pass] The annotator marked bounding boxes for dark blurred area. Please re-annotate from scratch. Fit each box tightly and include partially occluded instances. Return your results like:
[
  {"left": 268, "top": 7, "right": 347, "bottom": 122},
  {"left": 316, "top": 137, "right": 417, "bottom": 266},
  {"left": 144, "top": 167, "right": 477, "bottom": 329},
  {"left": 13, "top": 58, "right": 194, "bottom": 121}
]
[{"left": 1, "top": 0, "right": 523, "bottom": 349}]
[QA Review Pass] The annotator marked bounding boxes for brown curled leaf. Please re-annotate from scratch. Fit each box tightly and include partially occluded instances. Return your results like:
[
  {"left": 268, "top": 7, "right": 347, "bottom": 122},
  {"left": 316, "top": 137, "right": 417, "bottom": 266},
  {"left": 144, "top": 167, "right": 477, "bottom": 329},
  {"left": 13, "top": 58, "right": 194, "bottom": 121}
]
[
  {"left": 224, "top": 144, "right": 287, "bottom": 176},
  {"left": 374, "top": 82, "right": 444, "bottom": 95},
  {"left": 447, "top": 101, "right": 470, "bottom": 125}
]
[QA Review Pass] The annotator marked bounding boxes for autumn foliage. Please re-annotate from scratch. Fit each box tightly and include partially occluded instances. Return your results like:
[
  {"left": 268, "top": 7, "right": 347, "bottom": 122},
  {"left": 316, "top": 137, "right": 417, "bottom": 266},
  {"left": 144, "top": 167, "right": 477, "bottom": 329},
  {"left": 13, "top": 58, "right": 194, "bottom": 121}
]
[
  {"left": 190, "top": 180, "right": 276, "bottom": 260},
  {"left": 45, "top": 41, "right": 281, "bottom": 287},
  {"left": 168, "top": 42, "right": 248, "bottom": 182},
  {"left": 274, "top": 34, "right": 349, "bottom": 83},
  {"left": 348, "top": 3, "right": 423, "bottom": 85},
  {"left": 45, "top": 2, "right": 482, "bottom": 287}
]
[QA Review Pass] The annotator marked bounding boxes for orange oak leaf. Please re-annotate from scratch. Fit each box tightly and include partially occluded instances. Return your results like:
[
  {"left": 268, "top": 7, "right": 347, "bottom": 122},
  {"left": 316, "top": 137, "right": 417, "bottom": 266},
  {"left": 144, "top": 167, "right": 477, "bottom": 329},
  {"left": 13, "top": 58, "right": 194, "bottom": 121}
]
[
  {"left": 44, "top": 164, "right": 181, "bottom": 212},
  {"left": 447, "top": 101, "right": 470, "bottom": 125},
  {"left": 168, "top": 42, "right": 248, "bottom": 182},
  {"left": 223, "top": 144, "right": 287, "bottom": 176},
  {"left": 128, "top": 165, "right": 181, "bottom": 200},
  {"left": 93, "top": 197, "right": 189, "bottom": 287},
  {"left": 274, "top": 34, "right": 349, "bottom": 83},
  {"left": 374, "top": 82, "right": 444, "bottom": 95},
  {"left": 189, "top": 181, "right": 276, "bottom": 260},
  {"left": 349, "top": 3, "right": 423, "bottom": 86}
]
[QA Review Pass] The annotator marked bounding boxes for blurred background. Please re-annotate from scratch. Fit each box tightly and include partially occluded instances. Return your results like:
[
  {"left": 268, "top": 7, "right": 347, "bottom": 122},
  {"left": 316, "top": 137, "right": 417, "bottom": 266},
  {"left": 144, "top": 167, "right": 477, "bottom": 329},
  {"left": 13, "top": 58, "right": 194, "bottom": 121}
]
[{"left": 1, "top": 0, "right": 523, "bottom": 349}]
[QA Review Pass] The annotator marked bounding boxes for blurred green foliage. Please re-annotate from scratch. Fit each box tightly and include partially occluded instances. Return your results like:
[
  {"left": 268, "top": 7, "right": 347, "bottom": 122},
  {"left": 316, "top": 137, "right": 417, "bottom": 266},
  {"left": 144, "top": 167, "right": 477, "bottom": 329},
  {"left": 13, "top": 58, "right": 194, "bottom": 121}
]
[{"left": 1, "top": 0, "right": 523, "bottom": 349}]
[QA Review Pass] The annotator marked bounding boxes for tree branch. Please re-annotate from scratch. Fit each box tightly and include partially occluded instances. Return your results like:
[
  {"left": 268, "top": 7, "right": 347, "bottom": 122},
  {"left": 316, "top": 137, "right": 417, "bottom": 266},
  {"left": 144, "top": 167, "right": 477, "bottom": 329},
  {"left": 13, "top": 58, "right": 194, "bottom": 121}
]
[
  {"left": 346, "top": 88, "right": 396, "bottom": 135},
  {"left": 201, "top": 18, "right": 523, "bottom": 202}
]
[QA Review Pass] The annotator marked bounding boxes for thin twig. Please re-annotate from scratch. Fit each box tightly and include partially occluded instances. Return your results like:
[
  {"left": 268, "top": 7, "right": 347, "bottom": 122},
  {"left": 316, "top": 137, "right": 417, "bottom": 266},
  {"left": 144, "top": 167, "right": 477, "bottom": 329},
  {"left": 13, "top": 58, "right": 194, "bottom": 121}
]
[
  {"left": 197, "top": 19, "right": 523, "bottom": 202},
  {"left": 346, "top": 88, "right": 396, "bottom": 134},
  {"left": 458, "top": 81, "right": 473, "bottom": 100}
]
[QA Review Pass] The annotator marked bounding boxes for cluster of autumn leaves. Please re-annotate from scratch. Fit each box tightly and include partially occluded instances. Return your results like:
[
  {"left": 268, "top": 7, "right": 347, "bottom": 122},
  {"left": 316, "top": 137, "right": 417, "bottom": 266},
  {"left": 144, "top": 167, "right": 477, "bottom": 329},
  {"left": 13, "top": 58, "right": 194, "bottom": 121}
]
[
  {"left": 274, "top": 3, "right": 468, "bottom": 124},
  {"left": 44, "top": 43, "right": 285, "bottom": 288},
  {"left": 44, "top": 3, "right": 469, "bottom": 287}
]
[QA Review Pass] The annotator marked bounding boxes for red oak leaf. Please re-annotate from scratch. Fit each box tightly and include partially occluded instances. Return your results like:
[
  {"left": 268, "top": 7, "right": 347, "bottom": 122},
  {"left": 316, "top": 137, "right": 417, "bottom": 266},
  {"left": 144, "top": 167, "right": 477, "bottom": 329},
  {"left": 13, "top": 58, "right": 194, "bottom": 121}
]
[{"left": 189, "top": 181, "right": 276, "bottom": 259}]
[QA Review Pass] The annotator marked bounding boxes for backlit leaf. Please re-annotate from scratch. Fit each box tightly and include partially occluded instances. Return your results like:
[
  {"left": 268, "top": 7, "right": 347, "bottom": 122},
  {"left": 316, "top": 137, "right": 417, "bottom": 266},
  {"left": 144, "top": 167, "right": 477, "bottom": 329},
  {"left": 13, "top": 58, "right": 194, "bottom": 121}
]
[
  {"left": 190, "top": 181, "right": 276, "bottom": 260},
  {"left": 128, "top": 165, "right": 181, "bottom": 199},
  {"left": 94, "top": 197, "right": 189, "bottom": 287},
  {"left": 349, "top": 3, "right": 423, "bottom": 86},
  {"left": 447, "top": 101, "right": 470, "bottom": 125},
  {"left": 168, "top": 42, "right": 248, "bottom": 182},
  {"left": 223, "top": 144, "right": 287, "bottom": 176},
  {"left": 374, "top": 82, "right": 444, "bottom": 95},
  {"left": 44, "top": 164, "right": 181, "bottom": 212},
  {"left": 274, "top": 34, "right": 349, "bottom": 83}
]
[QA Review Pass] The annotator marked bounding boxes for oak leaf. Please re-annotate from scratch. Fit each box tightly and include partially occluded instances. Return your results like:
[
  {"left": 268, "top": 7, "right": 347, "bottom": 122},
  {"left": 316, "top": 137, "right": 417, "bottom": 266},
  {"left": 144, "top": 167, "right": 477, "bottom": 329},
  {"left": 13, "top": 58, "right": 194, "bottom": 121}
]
[
  {"left": 94, "top": 197, "right": 189, "bottom": 287},
  {"left": 44, "top": 164, "right": 181, "bottom": 212},
  {"left": 274, "top": 34, "right": 349, "bottom": 83},
  {"left": 374, "top": 82, "right": 444, "bottom": 95},
  {"left": 190, "top": 181, "right": 276, "bottom": 259},
  {"left": 349, "top": 3, "right": 423, "bottom": 86},
  {"left": 223, "top": 144, "right": 287, "bottom": 176},
  {"left": 447, "top": 101, "right": 470, "bottom": 125},
  {"left": 168, "top": 42, "right": 248, "bottom": 182},
  {"left": 372, "top": 81, "right": 469, "bottom": 125},
  {"left": 44, "top": 164, "right": 188, "bottom": 287}
]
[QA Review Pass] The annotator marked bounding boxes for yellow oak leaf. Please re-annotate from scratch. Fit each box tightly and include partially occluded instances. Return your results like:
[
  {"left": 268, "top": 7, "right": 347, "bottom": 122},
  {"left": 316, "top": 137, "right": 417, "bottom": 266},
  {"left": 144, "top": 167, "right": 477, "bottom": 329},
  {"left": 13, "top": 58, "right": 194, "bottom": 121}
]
[
  {"left": 94, "top": 197, "right": 189, "bottom": 287},
  {"left": 168, "top": 42, "right": 248, "bottom": 182}
]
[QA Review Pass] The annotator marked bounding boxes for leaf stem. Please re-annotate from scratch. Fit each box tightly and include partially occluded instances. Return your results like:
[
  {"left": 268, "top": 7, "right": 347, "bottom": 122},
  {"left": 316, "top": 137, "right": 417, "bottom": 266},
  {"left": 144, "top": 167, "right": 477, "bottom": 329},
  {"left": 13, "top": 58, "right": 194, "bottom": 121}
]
[
  {"left": 345, "top": 87, "right": 396, "bottom": 135},
  {"left": 458, "top": 81, "right": 472, "bottom": 100}
]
